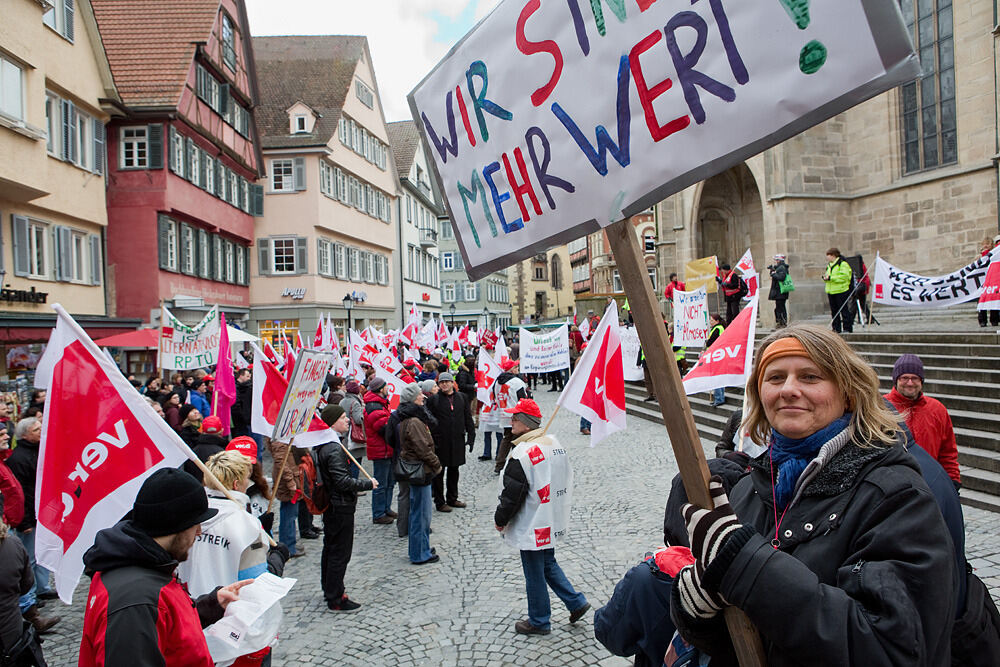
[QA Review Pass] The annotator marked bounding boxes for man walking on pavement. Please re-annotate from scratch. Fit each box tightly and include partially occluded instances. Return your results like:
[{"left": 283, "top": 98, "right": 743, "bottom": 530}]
[
  {"left": 427, "top": 372, "right": 476, "bottom": 512},
  {"left": 495, "top": 399, "right": 590, "bottom": 635},
  {"left": 885, "top": 354, "right": 961, "bottom": 488}
]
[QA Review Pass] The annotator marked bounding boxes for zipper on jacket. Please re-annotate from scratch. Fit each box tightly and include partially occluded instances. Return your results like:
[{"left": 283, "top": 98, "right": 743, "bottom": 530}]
[{"left": 852, "top": 560, "right": 865, "bottom": 576}]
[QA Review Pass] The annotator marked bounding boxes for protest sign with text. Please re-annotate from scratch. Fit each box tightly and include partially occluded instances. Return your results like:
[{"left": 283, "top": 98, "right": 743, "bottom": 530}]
[
  {"left": 673, "top": 287, "right": 708, "bottom": 348},
  {"left": 519, "top": 324, "right": 570, "bottom": 373},
  {"left": 618, "top": 326, "right": 643, "bottom": 382},
  {"left": 272, "top": 349, "right": 336, "bottom": 443},
  {"left": 873, "top": 249, "right": 999, "bottom": 307},
  {"left": 685, "top": 256, "right": 718, "bottom": 295},
  {"left": 409, "top": 0, "right": 918, "bottom": 279},
  {"left": 159, "top": 305, "right": 220, "bottom": 370}
]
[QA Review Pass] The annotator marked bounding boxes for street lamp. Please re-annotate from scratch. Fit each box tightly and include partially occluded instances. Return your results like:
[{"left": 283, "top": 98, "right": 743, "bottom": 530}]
[
  {"left": 449, "top": 303, "right": 456, "bottom": 328},
  {"left": 342, "top": 293, "right": 354, "bottom": 333},
  {"left": 482, "top": 306, "right": 490, "bottom": 331}
]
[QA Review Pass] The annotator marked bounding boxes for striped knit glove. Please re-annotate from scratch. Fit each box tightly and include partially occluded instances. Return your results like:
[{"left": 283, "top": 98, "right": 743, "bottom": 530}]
[
  {"left": 682, "top": 476, "right": 742, "bottom": 580},
  {"left": 675, "top": 564, "right": 724, "bottom": 619}
]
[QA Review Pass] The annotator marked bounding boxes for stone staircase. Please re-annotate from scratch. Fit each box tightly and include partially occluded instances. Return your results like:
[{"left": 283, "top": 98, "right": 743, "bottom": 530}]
[{"left": 625, "top": 321, "right": 1000, "bottom": 512}]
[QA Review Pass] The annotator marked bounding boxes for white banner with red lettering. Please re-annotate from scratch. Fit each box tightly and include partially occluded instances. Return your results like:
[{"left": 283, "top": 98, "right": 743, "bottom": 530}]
[
  {"left": 976, "top": 258, "right": 1000, "bottom": 311},
  {"left": 673, "top": 287, "right": 709, "bottom": 348},
  {"left": 682, "top": 296, "right": 759, "bottom": 394},
  {"left": 33, "top": 305, "right": 195, "bottom": 603},
  {"left": 873, "top": 249, "right": 999, "bottom": 307}
]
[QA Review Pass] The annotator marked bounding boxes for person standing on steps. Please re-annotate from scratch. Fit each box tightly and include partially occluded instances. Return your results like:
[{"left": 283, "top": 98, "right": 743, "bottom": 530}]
[
  {"left": 767, "top": 254, "right": 790, "bottom": 327},
  {"left": 716, "top": 264, "right": 746, "bottom": 325},
  {"left": 495, "top": 399, "right": 591, "bottom": 636},
  {"left": 426, "top": 373, "right": 476, "bottom": 513},
  {"left": 823, "top": 247, "right": 854, "bottom": 334}
]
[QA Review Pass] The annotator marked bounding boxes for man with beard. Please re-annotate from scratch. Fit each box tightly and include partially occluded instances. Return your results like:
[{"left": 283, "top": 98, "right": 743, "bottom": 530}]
[
  {"left": 80, "top": 468, "right": 250, "bottom": 665},
  {"left": 426, "top": 373, "right": 475, "bottom": 512}
]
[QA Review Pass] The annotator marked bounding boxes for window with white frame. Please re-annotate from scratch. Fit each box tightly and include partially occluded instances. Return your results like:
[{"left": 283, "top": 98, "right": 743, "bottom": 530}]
[
  {"left": 203, "top": 153, "right": 214, "bottom": 191},
  {"left": 613, "top": 270, "right": 623, "bottom": 293},
  {"left": 356, "top": 80, "right": 374, "bottom": 108},
  {"left": 643, "top": 231, "right": 656, "bottom": 253},
  {"left": 318, "top": 239, "right": 331, "bottom": 275},
  {"left": 334, "top": 243, "right": 346, "bottom": 279},
  {"left": 406, "top": 195, "right": 412, "bottom": 222},
  {"left": 189, "top": 142, "right": 201, "bottom": 187},
  {"left": 229, "top": 171, "right": 238, "bottom": 205},
  {"left": 272, "top": 238, "right": 296, "bottom": 274},
  {"left": 236, "top": 246, "right": 247, "bottom": 284},
  {"left": 45, "top": 94, "right": 57, "bottom": 155},
  {"left": 161, "top": 218, "right": 178, "bottom": 272},
  {"left": 336, "top": 168, "right": 347, "bottom": 203},
  {"left": 407, "top": 246, "right": 414, "bottom": 280},
  {"left": 198, "top": 229, "right": 210, "bottom": 278},
  {"left": 320, "top": 160, "right": 333, "bottom": 196},
  {"left": 213, "top": 237, "right": 224, "bottom": 281},
  {"left": 443, "top": 282, "right": 455, "bottom": 302},
  {"left": 441, "top": 252, "right": 454, "bottom": 271},
  {"left": 376, "top": 255, "right": 387, "bottom": 284},
  {"left": 222, "top": 14, "right": 237, "bottom": 69},
  {"left": 440, "top": 220, "right": 453, "bottom": 239},
  {"left": 0, "top": 57, "right": 24, "bottom": 121},
  {"left": 647, "top": 267, "right": 657, "bottom": 289},
  {"left": 294, "top": 114, "right": 307, "bottom": 133},
  {"left": 72, "top": 108, "right": 93, "bottom": 170},
  {"left": 224, "top": 241, "right": 235, "bottom": 282},
  {"left": 43, "top": 0, "right": 74, "bottom": 41},
  {"left": 348, "top": 248, "right": 360, "bottom": 280},
  {"left": 170, "top": 130, "right": 185, "bottom": 177},
  {"left": 362, "top": 252, "right": 374, "bottom": 282},
  {"left": 432, "top": 258, "right": 439, "bottom": 286},
  {"left": 120, "top": 126, "right": 148, "bottom": 168},
  {"left": 464, "top": 282, "right": 477, "bottom": 302},
  {"left": 181, "top": 225, "right": 195, "bottom": 274}
]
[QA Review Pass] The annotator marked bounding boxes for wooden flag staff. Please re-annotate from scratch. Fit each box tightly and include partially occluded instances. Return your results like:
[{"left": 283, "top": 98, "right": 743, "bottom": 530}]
[{"left": 606, "top": 218, "right": 766, "bottom": 667}]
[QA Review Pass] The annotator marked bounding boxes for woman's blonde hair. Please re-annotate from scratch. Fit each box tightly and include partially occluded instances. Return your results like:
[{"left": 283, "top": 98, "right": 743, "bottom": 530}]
[
  {"left": 0, "top": 517, "right": 7, "bottom": 541},
  {"left": 205, "top": 450, "right": 252, "bottom": 490},
  {"left": 744, "top": 324, "right": 899, "bottom": 447}
]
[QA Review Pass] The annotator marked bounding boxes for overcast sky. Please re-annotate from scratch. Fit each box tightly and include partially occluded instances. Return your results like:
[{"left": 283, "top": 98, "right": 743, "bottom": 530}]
[{"left": 245, "top": 0, "right": 496, "bottom": 122}]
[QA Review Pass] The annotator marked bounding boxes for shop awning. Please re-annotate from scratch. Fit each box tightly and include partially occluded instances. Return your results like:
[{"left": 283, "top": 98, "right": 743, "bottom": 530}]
[{"left": 93, "top": 329, "right": 160, "bottom": 348}]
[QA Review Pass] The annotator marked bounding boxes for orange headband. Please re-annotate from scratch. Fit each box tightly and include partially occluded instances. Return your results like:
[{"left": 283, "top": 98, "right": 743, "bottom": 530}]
[{"left": 756, "top": 337, "right": 810, "bottom": 392}]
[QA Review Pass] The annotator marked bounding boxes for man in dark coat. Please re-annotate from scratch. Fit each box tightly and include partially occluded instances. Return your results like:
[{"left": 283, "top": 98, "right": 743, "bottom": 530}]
[
  {"left": 230, "top": 368, "right": 253, "bottom": 437},
  {"left": 426, "top": 373, "right": 475, "bottom": 512}
]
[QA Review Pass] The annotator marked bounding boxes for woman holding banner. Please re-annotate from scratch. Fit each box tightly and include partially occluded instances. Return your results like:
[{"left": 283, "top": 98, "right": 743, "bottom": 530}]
[{"left": 670, "top": 324, "right": 955, "bottom": 665}]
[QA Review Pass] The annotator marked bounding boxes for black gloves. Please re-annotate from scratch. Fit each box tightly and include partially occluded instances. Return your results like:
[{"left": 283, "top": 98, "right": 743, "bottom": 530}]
[
  {"left": 267, "top": 542, "right": 291, "bottom": 576},
  {"left": 258, "top": 511, "right": 274, "bottom": 534}
]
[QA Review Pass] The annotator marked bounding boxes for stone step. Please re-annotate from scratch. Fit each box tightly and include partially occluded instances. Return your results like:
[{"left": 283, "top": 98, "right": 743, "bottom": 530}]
[
  {"left": 844, "top": 341, "right": 1000, "bottom": 358},
  {"left": 960, "top": 447, "right": 1000, "bottom": 475},
  {"left": 961, "top": 467, "right": 1000, "bottom": 498},
  {"left": 954, "top": 426, "right": 1000, "bottom": 453},
  {"left": 869, "top": 362, "right": 1000, "bottom": 386},
  {"left": 959, "top": 488, "right": 1000, "bottom": 514},
  {"left": 860, "top": 351, "right": 1000, "bottom": 370}
]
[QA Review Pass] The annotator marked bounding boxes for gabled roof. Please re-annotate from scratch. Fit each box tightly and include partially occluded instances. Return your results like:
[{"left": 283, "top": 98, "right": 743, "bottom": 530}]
[
  {"left": 252, "top": 35, "right": 366, "bottom": 149},
  {"left": 386, "top": 120, "right": 420, "bottom": 180},
  {"left": 91, "top": 0, "right": 220, "bottom": 108}
]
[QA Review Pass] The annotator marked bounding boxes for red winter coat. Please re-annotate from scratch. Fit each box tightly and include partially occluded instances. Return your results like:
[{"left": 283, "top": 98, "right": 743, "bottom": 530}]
[
  {"left": 664, "top": 279, "right": 686, "bottom": 301},
  {"left": 363, "top": 391, "right": 392, "bottom": 460},
  {"left": 0, "top": 460, "right": 24, "bottom": 527},
  {"left": 885, "top": 388, "right": 960, "bottom": 483}
]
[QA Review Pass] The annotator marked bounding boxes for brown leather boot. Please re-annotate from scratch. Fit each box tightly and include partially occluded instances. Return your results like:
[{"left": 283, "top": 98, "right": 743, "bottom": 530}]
[{"left": 23, "top": 605, "right": 60, "bottom": 634}]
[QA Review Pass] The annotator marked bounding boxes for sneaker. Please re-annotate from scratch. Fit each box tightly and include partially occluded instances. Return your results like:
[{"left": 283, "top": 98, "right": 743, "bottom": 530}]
[
  {"left": 569, "top": 602, "right": 591, "bottom": 623},
  {"left": 328, "top": 596, "right": 361, "bottom": 612},
  {"left": 413, "top": 554, "right": 440, "bottom": 565},
  {"left": 373, "top": 516, "right": 394, "bottom": 525},
  {"left": 301, "top": 529, "right": 320, "bottom": 539},
  {"left": 447, "top": 500, "right": 467, "bottom": 508},
  {"left": 436, "top": 504, "right": 452, "bottom": 513},
  {"left": 290, "top": 548, "right": 306, "bottom": 558},
  {"left": 478, "top": 455, "right": 492, "bottom": 461},
  {"left": 514, "top": 619, "right": 550, "bottom": 635}
]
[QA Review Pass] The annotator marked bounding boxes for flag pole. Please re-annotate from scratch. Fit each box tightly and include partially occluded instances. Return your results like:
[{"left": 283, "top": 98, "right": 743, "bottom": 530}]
[
  {"left": 339, "top": 442, "right": 376, "bottom": 483},
  {"left": 606, "top": 220, "right": 766, "bottom": 667},
  {"left": 266, "top": 437, "right": 294, "bottom": 515}
]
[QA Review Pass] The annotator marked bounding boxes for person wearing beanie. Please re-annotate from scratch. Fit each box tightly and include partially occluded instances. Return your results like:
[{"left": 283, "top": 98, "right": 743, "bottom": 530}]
[
  {"left": 420, "top": 379, "right": 438, "bottom": 396},
  {"left": 494, "top": 398, "right": 590, "bottom": 636},
  {"left": 669, "top": 325, "right": 955, "bottom": 666},
  {"left": 392, "top": 384, "right": 441, "bottom": 563},
  {"left": 339, "top": 382, "right": 367, "bottom": 481},
  {"left": 363, "top": 378, "right": 396, "bottom": 524},
  {"left": 426, "top": 372, "right": 476, "bottom": 512},
  {"left": 885, "top": 354, "right": 960, "bottom": 485},
  {"left": 316, "top": 398, "right": 376, "bottom": 611},
  {"left": 80, "top": 468, "right": 250, "bottom": 665},
  {"left": 182, "top": 415, "right": 227, "bottom": 485}
]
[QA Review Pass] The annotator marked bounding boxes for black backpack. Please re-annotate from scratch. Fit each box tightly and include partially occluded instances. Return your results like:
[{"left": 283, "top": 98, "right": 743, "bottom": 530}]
[{"left": 951, "top": 563, "right": 1000, "bottom": 665}]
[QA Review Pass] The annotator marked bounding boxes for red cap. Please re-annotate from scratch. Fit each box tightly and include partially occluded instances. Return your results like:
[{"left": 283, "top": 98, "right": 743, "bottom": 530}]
[
  {"left": 500, "top": 359, "right": 518, "bottom": 372},
  {"left": 226, "top": 436, "right": 257, "bottom": 463},
  {"left": 504, "top": 398, "right": 541, "bottom": 418},
  {"left": 201, "top": 415, "right": 223, "bottom": 434},
  {"left": 202, "top": 374, "right": 215, "bottom": 382}
]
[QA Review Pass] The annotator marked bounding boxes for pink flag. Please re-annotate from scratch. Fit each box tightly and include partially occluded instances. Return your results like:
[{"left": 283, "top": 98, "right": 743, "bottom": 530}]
[
  {"left": 33, "top": 305, "right": 196, "bottom": 602},
  {"left": 682, "top": 296, "right": 759, "bottom": 394},
  {"left": 557, "top": 301, "right": 626, "bottom": 446},
  {"left": 213, "top": 313, "right": 236, "bottom": 435}
]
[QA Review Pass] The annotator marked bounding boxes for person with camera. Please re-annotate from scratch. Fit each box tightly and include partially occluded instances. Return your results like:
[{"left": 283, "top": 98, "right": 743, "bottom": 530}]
[{"left": 767, "top": 254, "right": 790, "bottom": 327}]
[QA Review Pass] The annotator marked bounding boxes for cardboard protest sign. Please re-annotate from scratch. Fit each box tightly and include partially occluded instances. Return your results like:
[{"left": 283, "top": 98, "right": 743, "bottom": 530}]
[
  {"left": 409, "top": 0, "right": 919, "bottom": 279},
  {"left": 272, "top": 349, "right": 336, "bottom": 443},
  {"left": 873, "top": 249, "right": 999, "bottom": 307},
  {"left": 519, "top": 324, "right": 570, "bottom": 373},
  {"left": 977, "top": 259, "right": 1000, "bottom": 311},
  {"left": 159, "top": 305, "right": 220, "bottom": 370},
  {"left": 673, "top": 287, "right": 708, "bottom": 348},
  {"left": 685, "top": 256, "right": 718, "bottom": 294},
  {"left": 618, "top": 325, "right": 644, "bottom": 382}
]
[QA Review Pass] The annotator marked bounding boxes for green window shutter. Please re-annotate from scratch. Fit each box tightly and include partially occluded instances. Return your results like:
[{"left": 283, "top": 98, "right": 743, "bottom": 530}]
[
  {"left": 199, "top": 148, "right": 208, "bottom": 188},
  {"left": 295, "top": 237, "right": 307, "bottom": 274},
  {"left": 293, "top": 157, "right": 306, "bottom": 191},
  {"left": 250, "top": 184, "right": 264, "bottom": 216},
  {"left": 178, "top": 223, "right": 189, "bottom": 274},
  {"left": 185, "top": 137, "right": 194, "bottom": 181},
  {"left": 12, "top": 215, "right": 29, "bottom": 277},
  {"left": 90, "top": 235, "right": 102, "bottom": 285},
  {"left": 147, "top": 124, "right": 163, "bottom": 169},
  {"left": 215, "top": 162, "right": 224, "bottom": 197},
  {"left": 157, "top": 216, "right": 170, "bottom": 270},
  {"left": 63, "top": 0, "right": 74, "bottom": 42},
  {"left": 168, "top": 126, "right": 177, "bottom": 172},
  {"left": 92, "top": 119, "right": 105, "bottom": 175},
  {"left": 55, "top": 226, "right": 72, "bottom": 281},
  {"left": 61, "top": 100, "right": 73, "bottom": 163},
  {"left": 219, "top": 84, "right": 230, "bottom": 116},
  {"left": 198, "top": 229, "right": 210, "bottom": 278},
  {"left": 257, "top": 239, "right": 271, "bottom": 275}
]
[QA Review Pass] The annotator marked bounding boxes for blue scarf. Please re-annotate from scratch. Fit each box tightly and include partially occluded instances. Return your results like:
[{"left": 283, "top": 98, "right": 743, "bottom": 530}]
[{"left": 770, "top": 414, "right": 852, "bottom": 510}]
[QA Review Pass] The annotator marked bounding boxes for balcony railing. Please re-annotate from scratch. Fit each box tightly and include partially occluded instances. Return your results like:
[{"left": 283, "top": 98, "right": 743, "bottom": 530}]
[{"left": 419, "top": 227, "right": 438, "bottom": 247}]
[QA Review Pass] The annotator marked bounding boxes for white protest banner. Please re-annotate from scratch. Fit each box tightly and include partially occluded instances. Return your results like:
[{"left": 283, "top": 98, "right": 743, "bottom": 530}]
[
  {"left": 272, "top": 349, "right": 336, "bottom": 443},
  {"left": 673, "top": 287, "right": 708, "bottom": 348},
  {"left": 618, "top": 325, "right": 643, "bottom": 382},
  {"left": 873, "top": 249, "right": 999, "bottom": 307},
  {"left": 519, "top": 324, "right": 570, "bottom": 373},
  {"left": 409, "top": 0, "right": 919, "bottom": 280},
  {"left": 159, "top": 305, "right": 220, "bottom": 370}
]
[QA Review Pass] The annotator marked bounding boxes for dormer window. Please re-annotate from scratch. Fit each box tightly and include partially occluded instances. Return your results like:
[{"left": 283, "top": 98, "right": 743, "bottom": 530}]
[
  {"left": 294, "top": 115, "right": 307, "bottom": 133},
  {"left": 287, "top": 103, "right": 316, "bottom": 135}
]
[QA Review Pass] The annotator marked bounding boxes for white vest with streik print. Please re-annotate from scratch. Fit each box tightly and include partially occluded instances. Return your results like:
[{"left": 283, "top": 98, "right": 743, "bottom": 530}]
[{"left": 500, "top": 434, "right": 573, "bottom": 551}]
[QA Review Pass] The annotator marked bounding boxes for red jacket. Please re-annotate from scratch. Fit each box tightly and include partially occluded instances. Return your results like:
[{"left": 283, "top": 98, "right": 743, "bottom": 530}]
[
  {"left": 885, "top": 388, "right": 960, "bottom": 483},
  {"left": 664, "top": 279, "right": 686, "bottom": 301},
  {"left": 0, "top": 460, "right": 24, "bottom": 527},
  {"left": 363, "top": 391, "right": 392, "bottom": 460}
]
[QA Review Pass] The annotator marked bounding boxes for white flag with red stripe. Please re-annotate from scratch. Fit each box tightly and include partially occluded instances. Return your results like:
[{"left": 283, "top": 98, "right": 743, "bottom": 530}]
[
  {"left": 579, "top": 317, "right": 591, "bottom": 341},
  {"left": 33, "top": 305, "right": 196, "bottom": 603},
  {"left": 250, "top": 344, "right": 336, "bottom": 448},
  {"left": 313, "top": 317, "right": 324, "bottom": 349},
  {"left": 476, "top": 347, "right": 501, "bottom": 404},
  {"left": 373, "top": 350, "right": 403, "bottom": 376},
  {"left": 557, "top": 301, "right": 626, "bottom": 446},
  {"left": 494, "top": 329, "right": 509, "bottom": 364},
  {"left": 735, "top": 248, "right": 758, "bottom": 298},
  {"left": 374, "top": 367, "right": 415, "bottom": 411},
  {"left": 682, "top": 296, "right": 759, "bottom": 394}
]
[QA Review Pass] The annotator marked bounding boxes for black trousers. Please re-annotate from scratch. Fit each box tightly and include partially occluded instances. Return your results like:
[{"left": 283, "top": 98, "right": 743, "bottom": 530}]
[
  {"left": 493, "top": 427, "right": 515, "bottom": 473},
  {"left": 773, "top": 298, "right": 787, "bottom": 326},
  {"left": 725, "top": 299, "right": 740, "bottom": 325},
  {"left": 321, "top": 507, "right": 355, "bottom": 604},
  {"left": 548, "top": 370, "right": 564, "bottom": 391},
  {"left": 432, "top": 466, "right": 461, "bottom": 506},
  {"left": 298, "top": 497, "right": 315, "bottom": 532},
  {"left": 979, "top": 309, "right": 999, "bottom": 326},
  {"left": 828, "top": 292, "right": 854, "bottom": 333}
]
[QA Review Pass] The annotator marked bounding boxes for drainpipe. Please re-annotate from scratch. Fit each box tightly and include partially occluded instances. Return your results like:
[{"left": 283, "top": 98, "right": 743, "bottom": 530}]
[
  {"left": 397, "top": 190, "right": 405, "bottom": 327},
  {"left": 994, "top": 0, "right": 1000, "bottom": 233}
]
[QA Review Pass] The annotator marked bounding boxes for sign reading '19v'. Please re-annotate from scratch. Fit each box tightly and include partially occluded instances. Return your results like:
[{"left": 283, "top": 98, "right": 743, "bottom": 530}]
[
  {"left": 272, "top": 349, "right": 336, "bottom": 444},
  {"left": 409, "top": 0, "right": 919, "bottom": 280}
]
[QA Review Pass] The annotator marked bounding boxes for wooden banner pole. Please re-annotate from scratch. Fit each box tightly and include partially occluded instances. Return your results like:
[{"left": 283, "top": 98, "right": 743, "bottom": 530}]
[
  {"left": 607, "top": 218, "right": 766, "bottom": 667},
  {"left": 265, "top": 437, "right": 293, "bottom": 516}
]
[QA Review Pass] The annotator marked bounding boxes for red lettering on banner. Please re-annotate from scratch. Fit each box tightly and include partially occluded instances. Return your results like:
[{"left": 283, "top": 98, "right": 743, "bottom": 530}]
[
  {"left": 527, "top": 445, "right": 545, "bottom": 465},
  {"left": 537, "top": 484, "right": 551, "bottom": 503},
  {"left": 534, "top": 526, "right": 551, "bottom": 546}
]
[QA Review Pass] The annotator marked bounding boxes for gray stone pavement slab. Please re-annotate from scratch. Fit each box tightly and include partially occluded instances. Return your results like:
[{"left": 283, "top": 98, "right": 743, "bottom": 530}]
[{"left": 36, "top": 389, "right": 1000, "bottom": 665}]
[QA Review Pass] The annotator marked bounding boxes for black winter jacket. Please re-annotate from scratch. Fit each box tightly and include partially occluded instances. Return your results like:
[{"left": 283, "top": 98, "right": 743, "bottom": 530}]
[
  {"left": 385, "top": 402, "right": 437, "bottom": 460},
  {"left": 768, "top": 262, "right": 789, "bottom": 301},
  {"left": 0, "top": 534, "right": 31, "bottom": 651},
  {"left": 672, "top": 441, "right": 955, "bottom": 667},
  {"left": 455, "top": 368, "right": 477, "bottom": 402},
  {"left": 231, "top": 380, "right": 253, "bottom": 432},
  {"left": 426, "top": 391, "right": 475, "bottom": 467},
  {"left": 5, "top": 440, "right": 38, "bottom": 530},
  {"left": 316, "top": 440, "right": 373, "bottom": 510}
]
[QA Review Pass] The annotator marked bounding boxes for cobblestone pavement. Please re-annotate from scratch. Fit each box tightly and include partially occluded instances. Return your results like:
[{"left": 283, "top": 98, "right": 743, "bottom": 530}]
[{"left": 39, "top": 389, "right": 1000, "bottom": 665}]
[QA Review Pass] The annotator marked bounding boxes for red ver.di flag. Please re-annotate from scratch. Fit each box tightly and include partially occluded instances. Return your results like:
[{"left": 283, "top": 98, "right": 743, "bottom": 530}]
[
  {"left": 683, "top": 296, "right": 759, "bottom": 394},
  {"left": 33, "top": 305, "right": 194, "bottom": 603},
  {"left": 557, "top": 301, "right": 626, "bottom": 446},
  {"left": 976, "top": 259, "right": 1000, "bottom": 312}
]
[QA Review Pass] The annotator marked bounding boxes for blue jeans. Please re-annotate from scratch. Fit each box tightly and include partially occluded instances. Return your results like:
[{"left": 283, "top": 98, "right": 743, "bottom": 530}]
[
  {"left": 520, "top": 549, "right": 587, "bottom": 630},
  {"left": 580, "top": 417, "right": 591, "bottom": 431},
  {"left": 482, "top": 431, "right": 497, "bottom": 458},
  {"left": 712, "top": 388, "right": 725, "bottom": 405},
  {"left": 15, "top": 530, "right": 38, "bottom": 611},
  {"left": 372, "top": 459, "right": 396, "bottom": 519},
  {"left": 279, "top": 500, "right": 298, "bottom": 555},
  {"left": 408, "top": 484, "right": 433, "bottom": 563}
]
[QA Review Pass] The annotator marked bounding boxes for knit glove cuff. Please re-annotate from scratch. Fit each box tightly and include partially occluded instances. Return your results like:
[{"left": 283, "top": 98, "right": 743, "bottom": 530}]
[
  {"left": 675, "top": 565, "right": 726, "bottom": 620},
  {"left": 682, "top": 476, "right": 742, "bottom": 577}
]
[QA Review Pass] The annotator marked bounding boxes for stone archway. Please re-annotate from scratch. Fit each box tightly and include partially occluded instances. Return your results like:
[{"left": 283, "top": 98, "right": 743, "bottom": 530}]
[{"left": 696, "top": 164, "right": 764, "bottom": 270}]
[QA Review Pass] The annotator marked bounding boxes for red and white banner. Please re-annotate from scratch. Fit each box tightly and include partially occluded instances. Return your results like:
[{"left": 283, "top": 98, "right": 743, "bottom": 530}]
[
  {"left": 313, "top": 317, "right": 324, "bottom": 349},
  {"left": 373, "top": 350, "right": 403, "bottom": 376},
  {"left": 400, "top": 305, "right": 420, "bottom": 346},
  {"left": 476, "top": 347, "right": 501, "bottom": 404},
  {"left": 479, "top": 328, "right": 498, "bottom": 350},
  {"left": 557, "top": 301, "right": 626, "bottom": 446},
  {"left": 977, "top": 259, "right": 1000, "bottom": 311},
  {"left": 494, "top": 329, "right": 509, "bottom": 364},
  {"left": 374, "top": 367, "right": 414, "bottom": 411},
  {"left": 250, "top": 344, "right": 336, "bottom": 448},
  {"left": 683, "top": 296, "right": 759, "bottom": 394},
  {"left": 435, "top": 320, "right": 449, "bottom": 345},
  {"left": 579, "top": 317, "right": 591, "bottom": 342},
  {"left": 34, "top": 305, "right": 195, "bottom": 603},
  {"left": 735, "top": 248, "right": 758, "bottom": 298}
]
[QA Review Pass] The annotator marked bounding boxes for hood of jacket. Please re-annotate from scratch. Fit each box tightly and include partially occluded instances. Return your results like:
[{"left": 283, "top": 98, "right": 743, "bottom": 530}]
[
  {"left": 83, "top": 520, "right": 177, "bottom": 576},
  {"left": 496, "top": 372, "right": 515, "bottom": 385},
  {"left": 364, "top": 391, "right": 388, "bottom": 408},
  {"left": 395, "top": 401, "right": 431, "bottom": 425}
]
